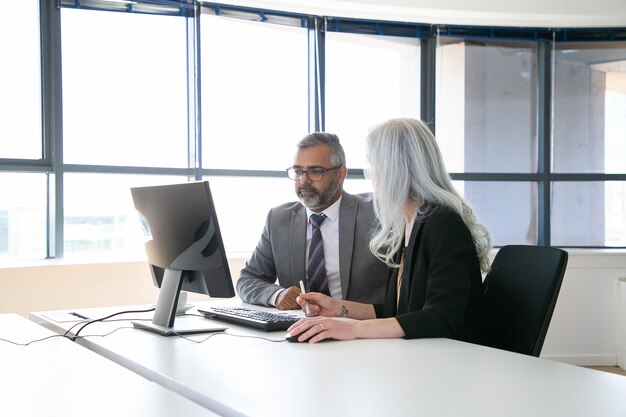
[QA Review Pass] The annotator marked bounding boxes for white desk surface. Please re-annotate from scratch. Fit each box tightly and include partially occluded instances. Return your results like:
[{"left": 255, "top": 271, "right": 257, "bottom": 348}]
[
  {"left": 31, "top": 300, "right": 626, "bottom": 417},
  {"left": 0, "top": 313, "right": 219, "bottom": 417}
]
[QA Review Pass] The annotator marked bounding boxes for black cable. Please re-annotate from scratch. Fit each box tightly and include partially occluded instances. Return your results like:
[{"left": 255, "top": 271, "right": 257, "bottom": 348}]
[
  {"left": 224, "top": 331, "right": 288, "bottom": 343},
  {"left": 170, "top": 331, "right": 225, "bottom": 343},
  {"left": 77, "top": 325, "right": 135, "bottom": 339},
  {"left": 2, "top": 309, "right": 287, "bottom": 345},
  {"left": 69, "top": 311, "right": 288, "bottom": 343},
  {"left": 63, "top": 315, "right": 154, "bottom": 336},
  {"left": 68, "top": 307, "right": 155, "bottom": 341},
  {"left": 0, "top": 333, "right": 74, "bottom": 346},
  {"left": 0, "top": 325, "right": 137, "bottom": 346},
  {"left": 64, "top": 318, "right": 92, "bottom": 336}
]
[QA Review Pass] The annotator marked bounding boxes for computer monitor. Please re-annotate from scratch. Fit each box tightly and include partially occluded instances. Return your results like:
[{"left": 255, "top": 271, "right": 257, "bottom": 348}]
[{"left": 130, "top": 180, "right": 235, "bottom": 335}]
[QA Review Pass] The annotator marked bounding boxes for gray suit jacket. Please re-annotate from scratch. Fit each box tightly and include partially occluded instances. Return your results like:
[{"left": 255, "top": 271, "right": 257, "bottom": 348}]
[{"left": 236, "top": 191, "right": 390, "bottom": 306}]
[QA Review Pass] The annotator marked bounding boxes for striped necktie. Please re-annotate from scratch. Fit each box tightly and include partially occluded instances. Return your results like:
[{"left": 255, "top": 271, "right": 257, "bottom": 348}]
[{"left": 307, "top": 213, "right": 329, "bottom": 295}]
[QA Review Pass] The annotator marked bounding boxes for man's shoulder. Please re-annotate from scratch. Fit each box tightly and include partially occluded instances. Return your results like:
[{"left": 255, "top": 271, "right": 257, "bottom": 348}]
[
  {"left": 267, "top": 200, "right": 304, "bottom": 219},
  {"left": 272, "top": 200, "right": 303, "bottom": 211}
]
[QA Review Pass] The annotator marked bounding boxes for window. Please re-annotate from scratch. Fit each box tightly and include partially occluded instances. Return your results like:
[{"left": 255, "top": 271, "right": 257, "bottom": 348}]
[
  {"left": 2, "top": 2, "right": 626, "bottom": 264},
  {"left": 553, "top": 43, "right": 626, "bottom": 174},
  {"left": 0, "top": 174, "right": 47, "bottom": 261},
  {"left": 436, "top": 38, "right": 538, "bottom": 173},
  {"left": 325, "top": 32, "right": 421, "bottom": 168},
  {"left": 436, "top": 38, "right": 539, "bottom": 245},
  {"left": 197, "top": 15, "right": 310, "bottom": 253},
  {"left": 551, "top": 181, "right": 626, "bottom": 247},
  {"left": 56, "top": 8, "right": 193, "bottom": 259},
  {"left": 203, "top": 176, "right": 296, "bottom": 255},
  {"left": 454, "top": 180, "right": 537, "bottom": 245},
  {"left": 63, "top": 173, "right": 185, "bottom": 260},
  {"left": 61, "top": 9, "right": 188, "bottom": 167},
  {"left": 0, "top": 1, "right": 46, "bottom": 262},
  {"left": 0, "top": 0, "right": 41, "bottom": 160},
  {"left": 200, "top": 15, "right": 309, "bottom": 171},
  {"left": 552, "top": 42, "right": 626, "bottom": 246}
]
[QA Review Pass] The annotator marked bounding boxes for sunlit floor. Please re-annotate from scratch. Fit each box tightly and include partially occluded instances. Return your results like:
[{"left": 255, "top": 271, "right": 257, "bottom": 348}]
[{"left": 585, "top": 366, "right": 626, "bottom": 377}]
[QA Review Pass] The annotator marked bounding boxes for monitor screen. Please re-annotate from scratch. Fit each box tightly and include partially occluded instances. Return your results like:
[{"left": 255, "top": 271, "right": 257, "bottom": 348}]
[{"left": 130, "top": 180, "right": 235, "bottom": 335}]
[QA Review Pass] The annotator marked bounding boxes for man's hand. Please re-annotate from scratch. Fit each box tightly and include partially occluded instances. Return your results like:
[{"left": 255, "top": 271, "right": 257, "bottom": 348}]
[{"left": 275, "top": 286, "right": 302, "bottom": 310}]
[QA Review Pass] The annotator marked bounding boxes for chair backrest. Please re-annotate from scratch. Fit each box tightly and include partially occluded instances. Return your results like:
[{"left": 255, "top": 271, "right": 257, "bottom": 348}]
[{"left": 482, "top": 245, "right": 568, "bottom": 357}]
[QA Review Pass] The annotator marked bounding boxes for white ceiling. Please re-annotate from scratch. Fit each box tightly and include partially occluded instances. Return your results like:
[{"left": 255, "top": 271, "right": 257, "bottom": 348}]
[{"left": 211, "top": 0, "right": 626, "bottom": 28}]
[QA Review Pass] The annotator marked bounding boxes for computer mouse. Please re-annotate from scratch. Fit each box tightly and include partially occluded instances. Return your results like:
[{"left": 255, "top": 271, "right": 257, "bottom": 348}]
[
  {"left": 285, "top": 333, "right": 305, "bottom": 343},
  {"left": 285, "top": 333, "right": 335, "bottom": 343}
]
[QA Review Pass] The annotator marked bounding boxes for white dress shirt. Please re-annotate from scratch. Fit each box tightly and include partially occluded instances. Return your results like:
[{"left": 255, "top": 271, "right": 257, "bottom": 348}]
[
  {"left": 305, "top": 196, "right": 342, "bottom": 298},
  {"left": 268, "top": 196, "right": 343, "bottom": 306}
]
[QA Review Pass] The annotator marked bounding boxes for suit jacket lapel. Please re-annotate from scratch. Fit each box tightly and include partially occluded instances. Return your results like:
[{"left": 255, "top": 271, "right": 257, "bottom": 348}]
[
  {"left": 338, "top": 192, "right": 356, "bottom": 299},
  {"left": 290, "top": 203, "right": 307, "bottom": 286}
]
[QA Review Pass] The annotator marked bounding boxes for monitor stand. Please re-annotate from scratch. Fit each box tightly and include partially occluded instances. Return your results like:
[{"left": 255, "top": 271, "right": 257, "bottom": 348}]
[
  {"left": 132, "top": 268, "right": 227, "bottom": 336},
  {"left": 175, "top": 291, "right": 193, "bottom": 314},
  {"left": 131, "top": 318, "right": 227, "bottom": 336}
]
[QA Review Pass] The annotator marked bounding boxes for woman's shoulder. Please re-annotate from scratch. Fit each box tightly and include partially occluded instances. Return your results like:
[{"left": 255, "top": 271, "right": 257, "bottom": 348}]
[
  {"left": 420, "top": 205, "right": 468, "bottom": 235},
  {"left": 418, "top": 205, "right": 475, "bottom": 251},
  {"left": 421, "top": 204, "right": 462, "bottom": 223}
]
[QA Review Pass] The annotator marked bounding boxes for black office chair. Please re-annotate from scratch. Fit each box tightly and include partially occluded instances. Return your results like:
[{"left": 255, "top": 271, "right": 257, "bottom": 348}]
[{"left": 481, "top": 245, "right": 568, "bottom": 357}]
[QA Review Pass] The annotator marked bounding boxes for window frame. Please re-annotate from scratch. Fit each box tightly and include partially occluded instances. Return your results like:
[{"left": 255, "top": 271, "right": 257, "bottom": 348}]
[{"left": 1, "top": 0, "right": 626, "bottom": 264}]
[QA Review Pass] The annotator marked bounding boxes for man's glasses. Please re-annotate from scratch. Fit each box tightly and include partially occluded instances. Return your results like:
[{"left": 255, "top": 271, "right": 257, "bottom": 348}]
[{"left": 286, "top": 166, "right": 341, "bottom": 182}]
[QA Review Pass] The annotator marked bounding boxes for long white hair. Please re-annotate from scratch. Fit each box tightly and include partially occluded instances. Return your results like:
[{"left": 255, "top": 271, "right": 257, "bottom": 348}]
[{"left": 366, "top": 118, "right": 492, "bottom": 272}]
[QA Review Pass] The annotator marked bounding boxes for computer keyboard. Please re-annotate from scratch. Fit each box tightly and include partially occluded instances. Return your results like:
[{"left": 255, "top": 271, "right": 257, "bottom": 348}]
[{"left": 198, "top": 306, "right": 300, "bottom": 331}]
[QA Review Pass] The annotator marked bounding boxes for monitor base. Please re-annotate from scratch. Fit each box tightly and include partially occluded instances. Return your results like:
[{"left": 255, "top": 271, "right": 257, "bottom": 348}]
[{"left": 132, "top": 317, "right": 227, "bottom": 336}]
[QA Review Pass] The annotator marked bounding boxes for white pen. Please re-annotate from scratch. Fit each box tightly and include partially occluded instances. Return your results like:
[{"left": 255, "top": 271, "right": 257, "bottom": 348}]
[{"left": 299, "top": 280, "right": 311, "bottom": 317}]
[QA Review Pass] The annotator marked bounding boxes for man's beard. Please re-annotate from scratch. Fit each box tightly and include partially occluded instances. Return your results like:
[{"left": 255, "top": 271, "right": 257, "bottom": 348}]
[{"left": 297, "top": 180, "right": 340, "bottom": 211}]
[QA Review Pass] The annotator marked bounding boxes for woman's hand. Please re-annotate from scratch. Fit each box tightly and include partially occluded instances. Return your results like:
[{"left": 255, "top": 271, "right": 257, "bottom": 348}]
[
  {"left": 296, "top": 292, "right": 339, "bottom": 317},
  {"left": 286, "top": 316, "right": 358, "bottom": 343}
]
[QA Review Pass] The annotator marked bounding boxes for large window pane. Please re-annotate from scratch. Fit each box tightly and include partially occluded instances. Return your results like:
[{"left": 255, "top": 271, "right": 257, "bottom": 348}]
[
  {"left": 63, "top": 174, "right": 186, "bottom": 260},
  {"left": 437, "top": 38, "right": 537, "bottom": 173},
  {"left": 553, "top": 42, "right": 626, "bottom": 174},
  {"left": 61, "top": 9, "right": 188, "bottom": 167},
  {"left": 325, "top": 32, "right": 420, "bottom": 169},
  {"left": 201, "top": 16, "right": 309, "bottom": 170},
  {"left": 0, "top": 174, "right": 47, "bottom": 261},
  {"left": 454, "top": 181, "right": 537, "bottom": 246},
  {"left": 552, "top": 181, "right": 626, "bottom": 246},
  {"left": 0, "top": 0, "right": 41, "bottom": 159},
  {"left": 205, "top": 176, "right": 296, "bottom": 256}
]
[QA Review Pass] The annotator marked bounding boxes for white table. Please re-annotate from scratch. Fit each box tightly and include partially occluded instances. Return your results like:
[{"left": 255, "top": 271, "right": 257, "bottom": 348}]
[
  {"left": 0, "top": 313, "right": 219, "bottom": 417},
  {"left": 31, "top": 301, "right": 626, "bottom": 417}
]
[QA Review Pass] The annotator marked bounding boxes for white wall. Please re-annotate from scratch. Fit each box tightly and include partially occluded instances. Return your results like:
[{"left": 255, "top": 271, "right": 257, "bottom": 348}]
[
  {"left": 1, "top": 252, "right": 625, "bottom": 366},
  {"left": 216, "top": 0, "right": 626, "bottom": 28},
  {"left": 0, "top": 258, "right": 246, "bottom": 318},
  {"left": 542, "top": 250, "right": 626, "bottom": 366}
]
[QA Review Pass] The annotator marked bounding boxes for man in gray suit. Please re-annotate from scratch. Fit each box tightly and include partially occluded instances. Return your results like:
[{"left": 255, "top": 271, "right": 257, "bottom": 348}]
[{"left": 236, "top": 133, "right": 389, "bottom": 310}]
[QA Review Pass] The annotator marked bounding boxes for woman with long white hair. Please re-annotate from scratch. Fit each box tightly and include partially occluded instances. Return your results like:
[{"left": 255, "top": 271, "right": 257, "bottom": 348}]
[{"left": 288, "top": 118, "right": 492, "bottom": 343}]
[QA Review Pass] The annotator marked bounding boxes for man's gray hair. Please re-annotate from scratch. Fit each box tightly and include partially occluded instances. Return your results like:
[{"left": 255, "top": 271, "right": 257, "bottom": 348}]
[{"left": 297, "top": 132, "right": 346, "bottom": 167}]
